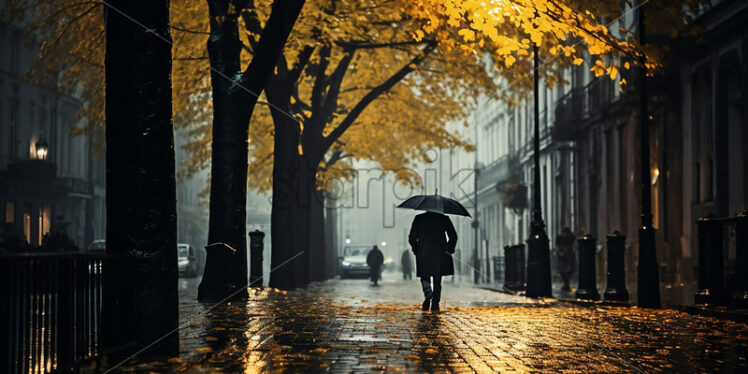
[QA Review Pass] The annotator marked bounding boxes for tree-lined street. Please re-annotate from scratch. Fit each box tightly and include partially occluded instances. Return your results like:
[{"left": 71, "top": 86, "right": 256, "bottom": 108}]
[{"left": 2, "top": 0, "right": 748, "bottom": 372}]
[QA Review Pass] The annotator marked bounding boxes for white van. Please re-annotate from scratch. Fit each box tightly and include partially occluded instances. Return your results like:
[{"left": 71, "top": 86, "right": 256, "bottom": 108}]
[{"left": 177, "top": 243, "right": 199, "bottom": 277}]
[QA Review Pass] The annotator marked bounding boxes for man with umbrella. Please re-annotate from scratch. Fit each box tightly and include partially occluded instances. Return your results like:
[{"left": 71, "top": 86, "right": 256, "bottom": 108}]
[{"left": 400, "top": 192, "right": 468, "bottom": 312}]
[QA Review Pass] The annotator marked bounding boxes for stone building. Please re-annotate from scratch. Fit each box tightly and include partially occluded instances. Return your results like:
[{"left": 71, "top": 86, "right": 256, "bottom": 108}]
[
  {"left": 0, "top": 21, "right": 105, "bottom": 250},
  {"left": 446, "top": 0, "right": 747, "bottom": 295}
]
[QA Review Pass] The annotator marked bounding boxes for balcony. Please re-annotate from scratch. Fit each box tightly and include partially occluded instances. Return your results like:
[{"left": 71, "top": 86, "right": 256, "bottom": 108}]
[
  {"left": 552, "top": 87, "right": 586, "bottom": 141},
  {"left": 57, "top": 177, "right": 94, "bottom": 198},
  {"left": 553, "top": 76, "right": 629, "bottom": 141}
]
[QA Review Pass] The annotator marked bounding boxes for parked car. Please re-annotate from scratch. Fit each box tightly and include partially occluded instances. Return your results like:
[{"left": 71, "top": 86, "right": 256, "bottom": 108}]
[
  {"left": 339, "top": 246, "right": 369, "bottom": 278},
  {"left": 339, "top": 245, "right": 389, "bottom": 279},
  {"left": 178, "top": 243, "right": 199, "bottom": 278}
]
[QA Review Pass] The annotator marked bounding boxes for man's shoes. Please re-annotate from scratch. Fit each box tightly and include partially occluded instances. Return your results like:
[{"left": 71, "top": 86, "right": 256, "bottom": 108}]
[
  {"left": 422, "top": 297, "right": 431, "bottom": 311},
  {"left": 431, "top": 301, "right": 440, "bottom": 312}
]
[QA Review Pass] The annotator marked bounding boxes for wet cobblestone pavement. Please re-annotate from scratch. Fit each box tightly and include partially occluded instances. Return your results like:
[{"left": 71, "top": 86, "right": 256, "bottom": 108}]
[{"left": 117, "top": 274, "right": 748, "bottom": 373}]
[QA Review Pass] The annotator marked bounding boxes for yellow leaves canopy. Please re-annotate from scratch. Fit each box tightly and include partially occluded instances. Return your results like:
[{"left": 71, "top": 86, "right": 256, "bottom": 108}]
[{"left": 3, "top": 0, "right": 704, "bottom": 192}]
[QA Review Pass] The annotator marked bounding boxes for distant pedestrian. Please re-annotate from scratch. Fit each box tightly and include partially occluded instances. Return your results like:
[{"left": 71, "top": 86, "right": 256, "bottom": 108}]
[
  {"left": 367, "top": 245, "right": 384, "bottom": 286},
  {"left": 556, "top": 227, "right": 576, "bottom": 292},
  {"left": 401, "top": 249, "right": 413, "bottom": 280},
  {"left": 408, "top": 211, "right": 458, "bottom": 312}
]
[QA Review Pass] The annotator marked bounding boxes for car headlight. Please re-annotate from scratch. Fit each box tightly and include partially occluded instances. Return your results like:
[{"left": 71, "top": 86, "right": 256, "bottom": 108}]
[{"left": 341, "top": 261, "right": 350, "bottom": 266}]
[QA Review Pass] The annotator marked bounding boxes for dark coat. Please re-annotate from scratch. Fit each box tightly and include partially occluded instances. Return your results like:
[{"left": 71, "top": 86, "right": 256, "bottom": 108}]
[
  {"left": 555, "top": 229, "right": 576, "bottom": 273},
  {"left": 367, "top": 247, "right": 384, "bottom": 270},
  {"left": 408, "top": 212, "right": 457, "bottom": 277},
  {"left": 401, "top": 250, "right": 413, "bottom": 272}
]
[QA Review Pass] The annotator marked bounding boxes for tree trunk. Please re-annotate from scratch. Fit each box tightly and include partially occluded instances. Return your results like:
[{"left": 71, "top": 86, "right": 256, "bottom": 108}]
[
  {"left": 102, "top": 0, "right": 178, "bottom": 357},
  {"left": 200, "top": 0, "right": 305, "bottom": 299},
  {"left": 308, "top": 187, "right": 327, "bottom": 282},
  {"left": 268, "top": 114, "right": 299, "bottom": 289},
  {"left": 292, "top": 155, "right": 314, "bottom": 287},
  {"left": 200, "top": 0, "right": 252, "bottom": 300},
  {"left": 324, "top": 197, "right": 338, "bottom": 279}
]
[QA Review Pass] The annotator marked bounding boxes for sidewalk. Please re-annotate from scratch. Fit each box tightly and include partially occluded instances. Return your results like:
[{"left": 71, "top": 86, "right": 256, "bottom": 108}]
[{"left": 110, "top": 273, "right": 748, "bottom": 373}]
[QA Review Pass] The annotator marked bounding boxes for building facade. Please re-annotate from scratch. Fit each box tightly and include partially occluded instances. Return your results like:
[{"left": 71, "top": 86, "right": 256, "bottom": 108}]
[
  {"left": 446, "top": 0, "right": 747, "bottom": 294},
  {"left": 0, "top": 22, "right": 106, "bottom": 251}
]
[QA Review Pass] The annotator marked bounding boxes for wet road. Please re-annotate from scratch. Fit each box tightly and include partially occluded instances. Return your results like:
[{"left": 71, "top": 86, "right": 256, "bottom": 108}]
[{"left": 117, "top": 273, "right": 748, "bottom": 373}]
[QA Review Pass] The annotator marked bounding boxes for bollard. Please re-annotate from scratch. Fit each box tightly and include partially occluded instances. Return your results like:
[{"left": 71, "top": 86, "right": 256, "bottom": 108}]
[
  {"left": 504, "top": 244, "right": 526, "bottom": 291},
  {"left": 576, "top": 234, "right": 599, "bottom": 300},
  {"left": 504, "top": 245, "right": 515, "bottom": 289},
  {"left": 503, "top": 245, "right": 514, "bottom": 290},
  {"left": 694, "top": 215, "right": 724, "bottom": 305},
  {"left": 603, "top": 231, "right": 629, "bottom": 301},
  {"left": 197, "top": 243, "right": 237, "bottom": 302},
  {"left": 734, "top": 211, "right": 748, "bottom": 308},
  {"left": 249, "top": 230, "right": 265, "bottom": 286}
]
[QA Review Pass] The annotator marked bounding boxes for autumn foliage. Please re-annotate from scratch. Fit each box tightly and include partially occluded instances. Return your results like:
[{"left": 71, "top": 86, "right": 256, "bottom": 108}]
[{"left": 2, "top": 0, "right": 702, "bottom": 189}]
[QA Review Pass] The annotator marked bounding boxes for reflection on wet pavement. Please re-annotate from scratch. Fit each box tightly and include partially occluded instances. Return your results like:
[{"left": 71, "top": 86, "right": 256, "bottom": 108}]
[{"left": 119, "top": 273, "right": 748, "bottom": 373}]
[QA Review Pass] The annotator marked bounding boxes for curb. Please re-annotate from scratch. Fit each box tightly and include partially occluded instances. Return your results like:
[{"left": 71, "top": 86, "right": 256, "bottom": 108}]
[{"left": 478, "top": 285, "right": 748, "bottom": 322}]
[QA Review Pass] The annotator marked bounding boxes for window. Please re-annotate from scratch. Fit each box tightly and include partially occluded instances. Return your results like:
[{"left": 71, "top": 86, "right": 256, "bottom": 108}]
[
  {"left": 38, "top": 205, "right": 51, "bottom": 246},
  {"left": 4, "top": 201, "right": 14, "bottom": 223},
  {"left": 24, "top": 210, "right": 31, "bottom": 244}
]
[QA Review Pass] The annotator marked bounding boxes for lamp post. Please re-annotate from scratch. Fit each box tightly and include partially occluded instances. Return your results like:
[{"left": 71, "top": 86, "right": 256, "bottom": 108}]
[
  {"left": 636, "top": 3, "right": 661, "bottom": 308},
  {"left": 525, "top": 42, "right": 553, "bottom": 298},
  {"left": 473, "top": 166, "right": 480, "bottom": 284},
  {"left": 35, "top": 139, "right": 49, "bottom": 160}
]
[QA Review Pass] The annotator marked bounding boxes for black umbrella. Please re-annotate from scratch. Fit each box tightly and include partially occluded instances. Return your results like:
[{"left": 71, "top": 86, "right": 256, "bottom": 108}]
[{"left": 397, "top": 193, "right": 472, "bottom": 217}]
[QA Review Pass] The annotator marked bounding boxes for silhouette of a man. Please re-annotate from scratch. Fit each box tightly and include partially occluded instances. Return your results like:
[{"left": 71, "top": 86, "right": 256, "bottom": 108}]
[
  {"left": 367, "top": 245, "right": 384, "bottom": 286},
  {"left": 401, "top": 249, "right": 413, "bottom": 280},
  {"left": 408, "top": 211, "right": 458, "bottom": 312},
  {"left": 556, "top": 227, "right": 576, "bottom": 292}
]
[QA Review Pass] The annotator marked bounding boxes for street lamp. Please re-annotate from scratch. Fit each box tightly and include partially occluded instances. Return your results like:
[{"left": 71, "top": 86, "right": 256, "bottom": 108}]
[
  {"left": 380, "top": 241, "right": 387, "bottom": 247},
  {"left": 525, "top": 42, "right": 553, "bottom": 298},
  {"left": 636, "top": 3, "right": 661, "bottom": 308},
  {"left": 35, "top": 139, "right": 49, "bottom": 160},
  {"left": 345, "top": 232, "right": 351, "bottom": 245}
]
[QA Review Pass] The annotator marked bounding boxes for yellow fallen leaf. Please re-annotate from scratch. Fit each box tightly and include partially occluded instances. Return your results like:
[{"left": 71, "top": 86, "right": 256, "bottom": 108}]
[
  {"left": 196, "top": 347, "right": 212, "bottom": 353},
  {"left": 205, "top": 336, "right": 218, "bottom": 342},
  {"left": 406, "top": 354, "right": 420, "bottom": 360},
  {"left": 167, "top": 357, "right": 183, "bottom": 364}
]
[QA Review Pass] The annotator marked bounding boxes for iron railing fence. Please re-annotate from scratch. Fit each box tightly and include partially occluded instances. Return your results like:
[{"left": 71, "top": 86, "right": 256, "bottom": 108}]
[{"left": 0, "top": 253, "right": 119, "bottom": 374}]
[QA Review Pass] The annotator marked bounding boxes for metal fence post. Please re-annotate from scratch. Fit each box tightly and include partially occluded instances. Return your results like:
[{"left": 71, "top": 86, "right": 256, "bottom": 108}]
[
  {"left": 734, "top": 211, "right": 748, "bottom": 308},
  {"left": 503, "top": 244, "right": 525, "bottom": 291},
  {"left": 604, "top": 231, "right": 629, "bottom": 301},
  {"left": 503, "top": 245, "right": 514, "bottom": 290},
  {"left": 576, "top": 234, "right": 599, "bottom": 300},
  {"left": 249, "top": 230, "right": 265, "bottom": 286},
  {"left": 695, "top": 215, "right": 724, "bottom": 305},
  {"left": 57, "top": 256, "right": 74, "bottom": 369}
]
